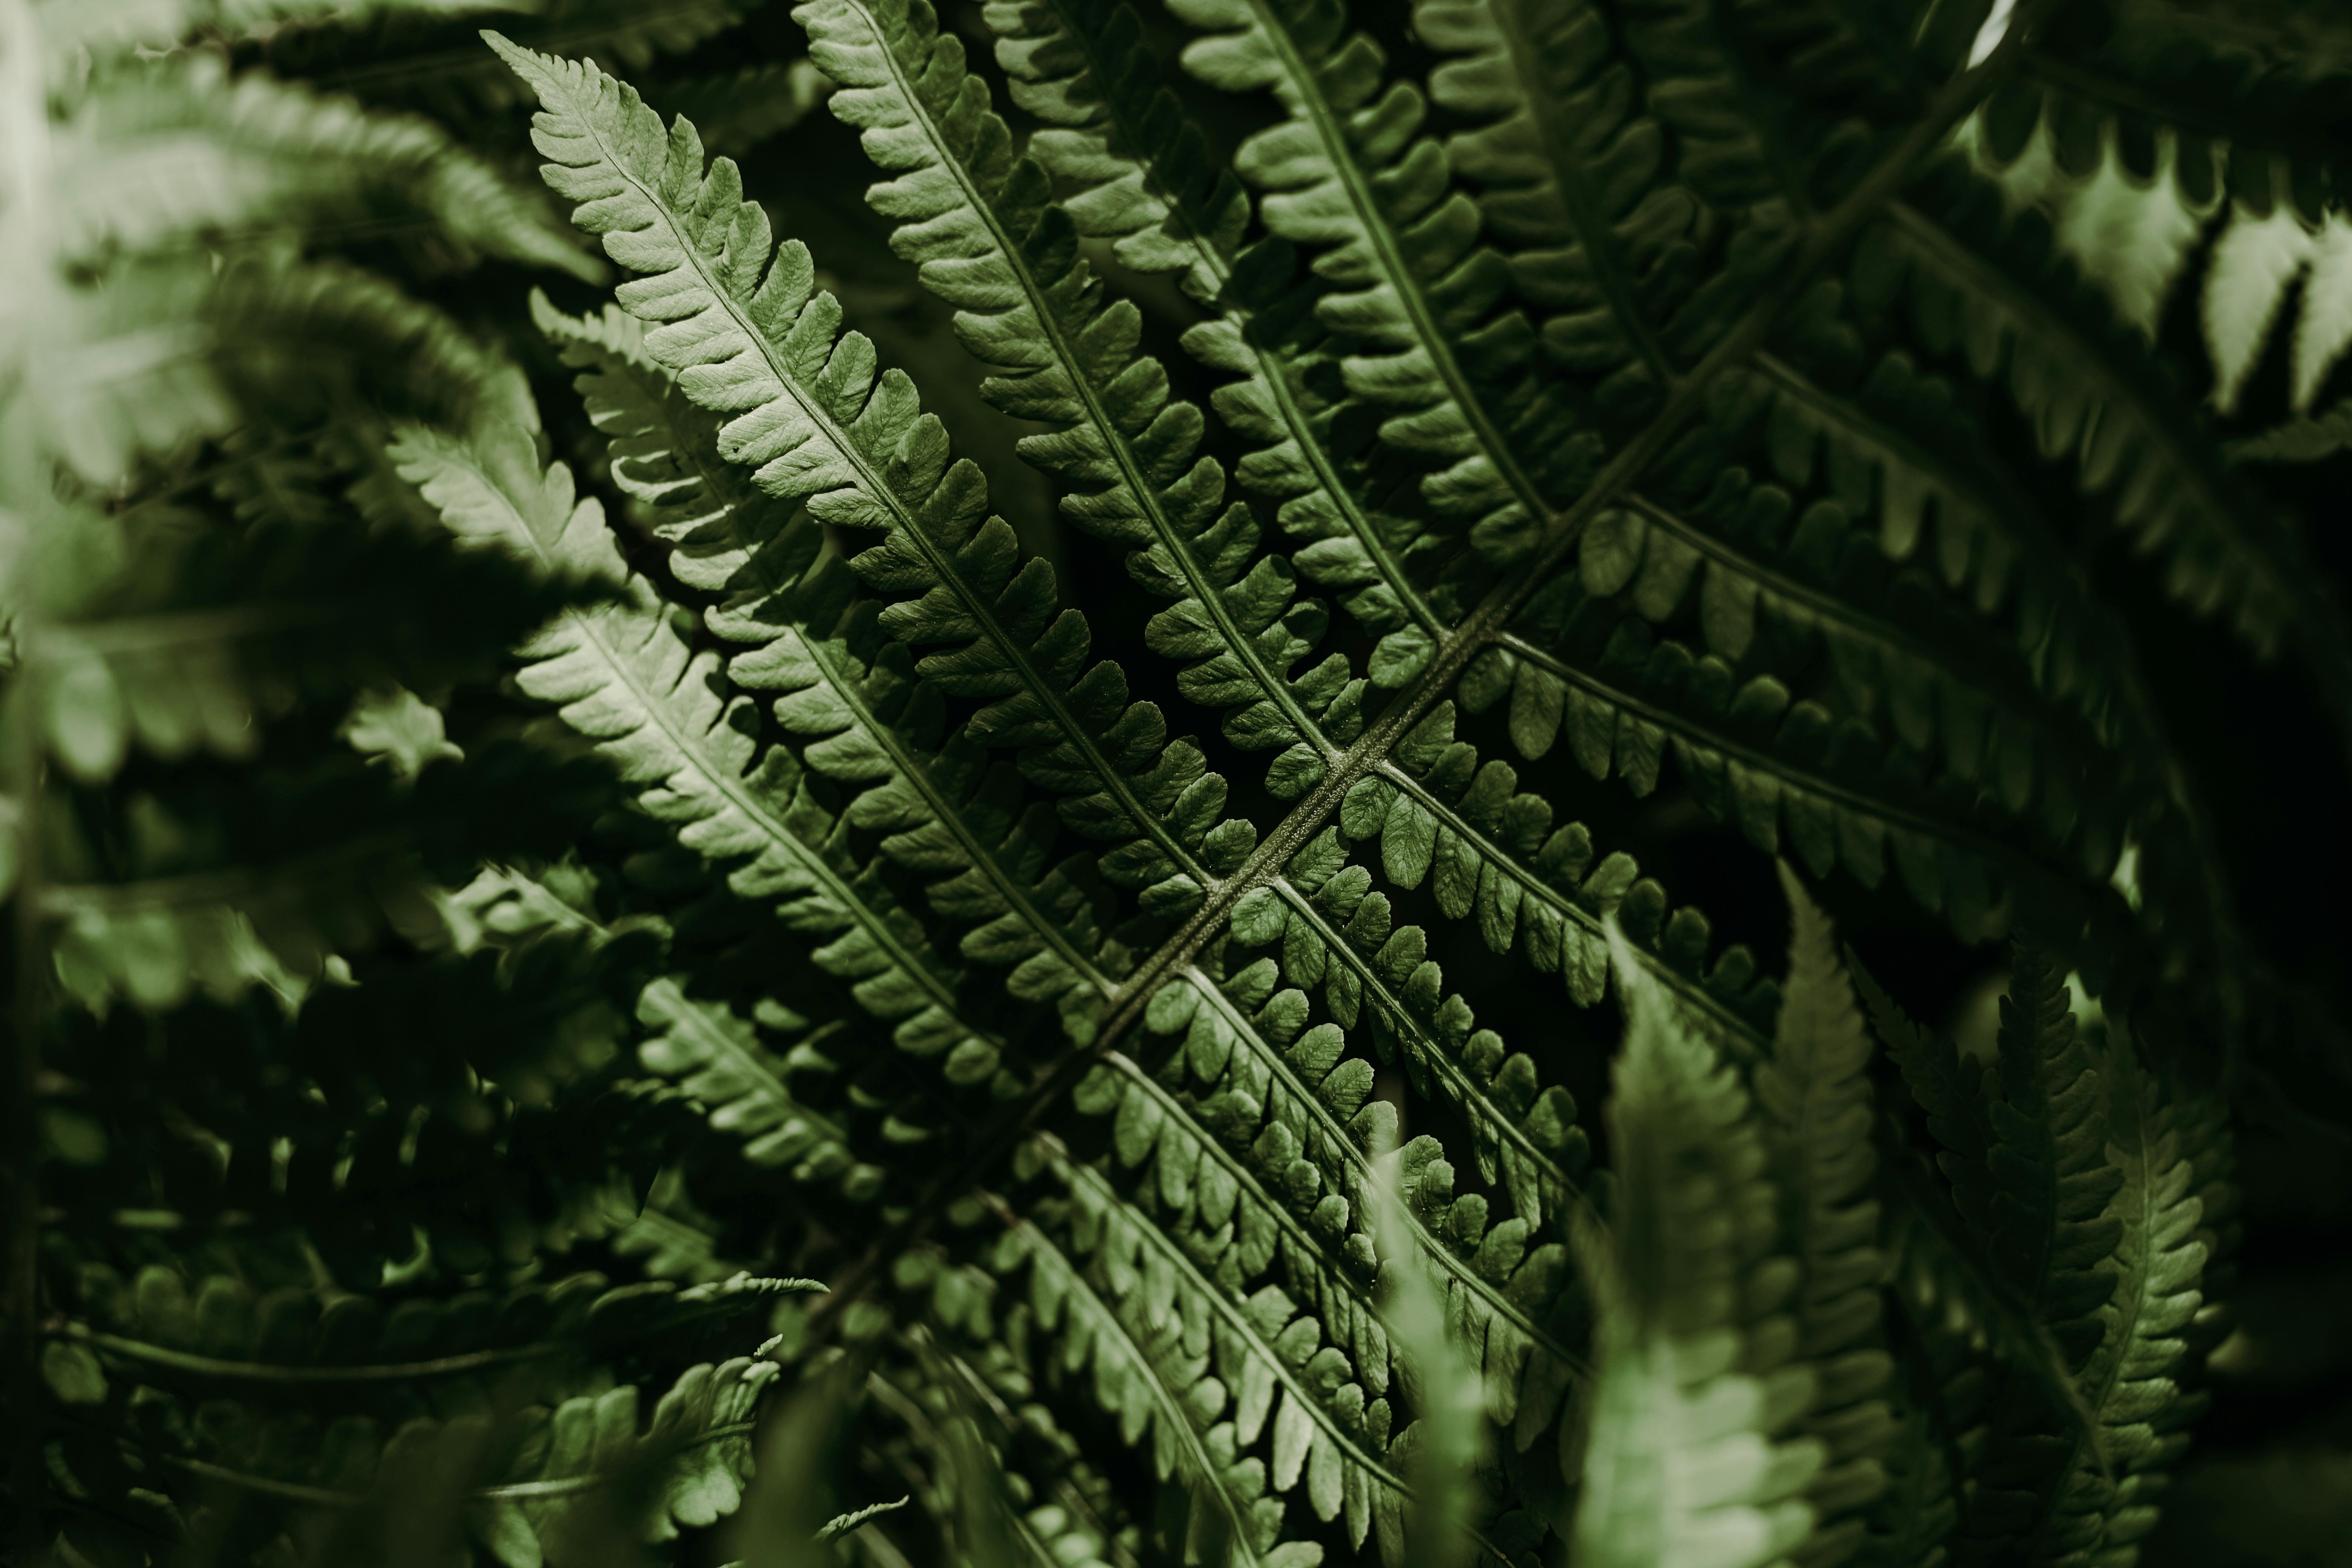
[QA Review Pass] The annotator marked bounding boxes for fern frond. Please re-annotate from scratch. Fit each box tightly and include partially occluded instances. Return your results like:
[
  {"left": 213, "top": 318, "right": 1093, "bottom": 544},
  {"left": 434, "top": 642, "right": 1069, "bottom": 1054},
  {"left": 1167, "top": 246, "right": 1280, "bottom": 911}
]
[
  {"left": 495, "top": 37, "right": 1245, "bottom": 1039},
  {"left": 450, "top": 865, "right": 889, "bottom": 1201},
  {"left": 1414, "top": 0, "right": 1696, "bottom": 408},
  {"left": 1753, "top": 868, "right": 1888, "bottom": 1566},
  {"left": 487, "top": 31, "right": 1787, "bottom": 1251},
  {"left": 1167, "top": 0, "right": 1582, "bottom": 569},
  {"left": 986, "top": 1177, "right": 1331, "bottom": 1568},
  {"left": 46, "top": 1265, "right": 805, "bottom": 1399},
  {"left": 1702, "top": 343, "right": 2253, "bottom": 1021},
  {"left": 260, "top": 0, "right": 758, "bottom": 116},
  {"left": 2025, "top": 1038, "right": 2220, "bottom": 1564},
  {"left": 20, "top": 251, "right": 511, "bottom": 487},
  {"left": 54, "top": 54, "right": 594, "bottom": 277},
  {"left": 911, "top": 1333, "right": 1143, "bottom": 1568},
  {"left": 1117, "top": 959, "right": 1589, "bottom": 1452},
  {"left": 32, "top": 0, "right": 487, "bottom": 62},
  {"left": 1478, "top": 591, "right": 2120, "bottom": 954},
  {"left": 820, "top": 1493, "right": 914, "bottom": 1542},
  {"left": 395, "top": 419, "right": 1005, "bottom": 1079},
  {"left": 1222, "top": 818, "right": 1602, "bottom": 1221},
  {"left": 1859, "top": 161, "right": 2352, "bottom": 711},
  {"left": 1968, "top": 56, "right": 2352, "bottom": 452},
  {"left": 40, "top": 735, "right": 609, "bottom": 1010},
  {"left": 29, "top": 507, "right": 576, "bottom": 784},
  {"left": 982, "top": 0, "right": 1455, "bottom": 689},
  {"left": 1995, "top": 0, "right": 2352, "bottom": 237},
  {"left": 532, "top": 294, "right": 1129, "bottom": 1035},
  {"left": 530, "top": 293, "right": 816, "bottom": 597},
  {"left": 55, "top": 1354, "right": 779, "bottom": 1556},
  {"left": 974, "top": 0, "right": 2201, "bottom": 1015},
  {"left": 799, "top": 0, "right": 1359, "bottom": 804},
  {"left": 1861, "top": 943, "right": 2126, "bottom": 1559},
  {"left": 1570, "top": 926, "right": 1824, "bottom": 1568},
  {"left": 1014, "top": 1144, "right": 1419, "bottom": 1564}
]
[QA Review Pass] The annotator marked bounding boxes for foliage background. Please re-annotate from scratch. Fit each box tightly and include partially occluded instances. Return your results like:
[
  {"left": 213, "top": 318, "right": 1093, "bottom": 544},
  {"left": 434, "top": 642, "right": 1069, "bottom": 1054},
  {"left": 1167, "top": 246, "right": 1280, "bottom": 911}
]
[{"left": 6, "top": 0, "right": 2352, "bottom": 1562}]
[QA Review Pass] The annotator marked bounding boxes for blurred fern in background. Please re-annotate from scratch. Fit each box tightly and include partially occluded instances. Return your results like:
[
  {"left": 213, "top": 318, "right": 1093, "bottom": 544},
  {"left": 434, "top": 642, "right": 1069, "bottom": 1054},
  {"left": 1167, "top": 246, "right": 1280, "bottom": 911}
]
[{"left": 4, "top": 0, "right": 2350, "bottom": 1563}]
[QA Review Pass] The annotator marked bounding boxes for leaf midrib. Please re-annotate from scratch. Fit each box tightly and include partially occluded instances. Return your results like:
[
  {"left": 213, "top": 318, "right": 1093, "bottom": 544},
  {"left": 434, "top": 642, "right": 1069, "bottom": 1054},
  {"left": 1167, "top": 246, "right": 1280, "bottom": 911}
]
[
  {"left": 1039, "top": 1148, "right": 1513, "bottom": 1565},
  {"left": 1882, "top": 200, "right": 2296, "bottom": 617},
  {"left": 56, "top": 1321, "right": 565, "bottom": 1383},
  {"left": 1052, "top": 0, "right": 2066, "bottom": 1096}
]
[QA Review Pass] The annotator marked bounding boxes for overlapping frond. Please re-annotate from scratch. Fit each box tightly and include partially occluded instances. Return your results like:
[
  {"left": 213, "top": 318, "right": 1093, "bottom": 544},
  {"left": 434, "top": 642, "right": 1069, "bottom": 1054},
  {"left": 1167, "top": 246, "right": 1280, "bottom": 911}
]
[
  {"left": 44, "top": 1265, "right": 805, "bottom": 1404},
  {"left": 1569, "top": 928, "right": 1824, "bottom": 1568},
  {"left": 452, "top": 865, "right": 888, "bottom": 1202},
  {"left": 28, "top": 503, "right": 574, "bottom": 784},
  {"left": 52, "top": 54, "right": 593, "bottom": 277},
  {"left": 800, "top": 0, "right": 1362, "bottom": 806},
  {"left": 1125, "top": 958, "right": 1588, "bottom": 1442},
  {"left": 862, "top": 1333, "right": 1138, "bottom": 1568},
  {"left": 2028, "top": 1043, "right": 2220, "bottom": 1564},
  {"left": 1415, "top": 0, "right": 1701, "bottom": 412},
  {"left": 1862, "top": 945, "right": 2125, "bottom": 1560},
  {"left": 7, "top": 4, "right": 2292, "bottom": 1564},
  {"left": 1167, "top": 0, "right": 1586, "bottom": 568},
  {"left": 1991, "top": 0, "right": 2352, "bottom": 246},
  {"left": 493, "top": 35, "right": 1249, "bottom": 1033},
  {"left": 980, "top": 0, "right": 1457, "bottom": 689},
  {"left": 397, "top": 418, "right": 1008, "bottom": 1079},
  {"left": 1857, "top": 158, "right": 2352, "bottom": 704},
  {"left": 532, "top": 294, "right": 1129, "bottom": 1035},
  {"left": 51, "top": 1354, "right": 780, "bottom": 1563},
  {"left": 1751, "top": 870, "right": 1888, "bottom": 1566},
  {"left": 37, "top": 732, "right": 609, "bottom": 1011}
]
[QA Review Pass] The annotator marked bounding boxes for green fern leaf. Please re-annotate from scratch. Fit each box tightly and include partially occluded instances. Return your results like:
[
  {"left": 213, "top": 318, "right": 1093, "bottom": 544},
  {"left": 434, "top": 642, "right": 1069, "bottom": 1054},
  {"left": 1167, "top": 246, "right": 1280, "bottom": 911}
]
[
  {"left": 818, "top": 1494, "right": 913, "bottom": 1542},
  {"left": 531, "top": 293, "right": 1129, "bottom": 1036},
  {"left": 1570, "top": 925, "right": 1824, "bottom": 1568},
  {"left": 1167, "top": 0, "right": 1582, "bottom": 569},
  {"left": 988, "top": 1170, "right": 1333, "bottom": 1568},
  {"left": 452, "top": 865, "right": 889, "bottom": 1201},
  {"left": 493, "top": 34, "right": 1250, "bottom": 1037},
  {"left": 1857, "top": 160, "right": 2352, "bottom": 750},
  {"left": 2026, "top": 1039, "right": 2219, "bottom": 1563},
  {"left": 49, "top": 1265, "right": 806, "bottom": 1399},
  {"left": 52, "top": 54, "right": 595, "bottom": 278},
  {"left": 1469, "top": 587, "right": 2123, "bottom": 957},
  {"left": 1414, "top": 0, "right": 1693, "bottom": 411},
  {"left": 1860, "top": 943, "right": 2126, "bottom": 1560},
  {"left": 1117, "top": 956, "right": 1590, "bottom": 1451},
  {"left": 39, "top": 735, "right": 607, "bottom": 1011},
  {"left": 29, "top": 504, "right": 575, "bottom": 784},
  {"left": 52, "top": 1350, "right": 779, "bottom": 1559},
  {"left": 394, "top": 418, "right": 1004, "bottom": 1080},
  {"left": 981, "top": 0, "right": 1452, "bottom": 690},
  {"left": 798, "top": 0, "right": 1361, "bottom": 804},
  {"left": 1754, "top": 868, "right": 1889, "bottom": 1566}
]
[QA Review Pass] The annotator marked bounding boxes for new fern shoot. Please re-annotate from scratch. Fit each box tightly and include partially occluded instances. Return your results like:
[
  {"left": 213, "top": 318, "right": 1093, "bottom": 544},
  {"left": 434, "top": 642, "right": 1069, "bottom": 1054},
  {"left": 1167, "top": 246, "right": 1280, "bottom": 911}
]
[{"left": 13, "top": 0, "right": 2346, "bottom": 1563}]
